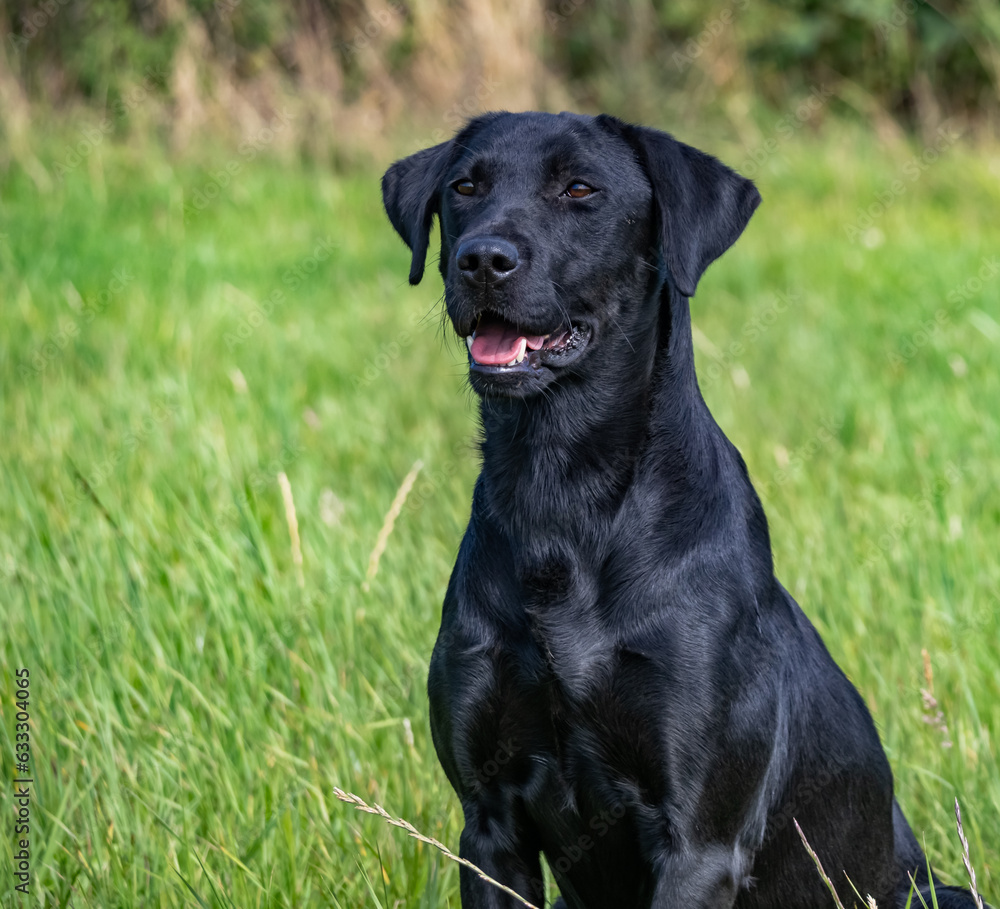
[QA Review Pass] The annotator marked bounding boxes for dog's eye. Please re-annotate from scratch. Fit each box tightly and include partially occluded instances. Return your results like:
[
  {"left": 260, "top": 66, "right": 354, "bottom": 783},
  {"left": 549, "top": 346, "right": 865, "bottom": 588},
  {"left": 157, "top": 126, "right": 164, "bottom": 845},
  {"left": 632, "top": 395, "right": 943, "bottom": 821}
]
[
  {"left": 454, "top": 180, "right": 475, "bottom": 196},
  {"left": 564, "top": 182, "right": 595, "bottom": 199}
]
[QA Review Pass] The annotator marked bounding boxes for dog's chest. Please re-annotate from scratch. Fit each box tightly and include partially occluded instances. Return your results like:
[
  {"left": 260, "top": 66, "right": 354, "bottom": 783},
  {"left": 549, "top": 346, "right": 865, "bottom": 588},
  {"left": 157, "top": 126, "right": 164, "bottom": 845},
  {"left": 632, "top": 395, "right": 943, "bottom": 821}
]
[
  {"left": 492, "top": 618, "right": 670, "bottom": 881},
  {"left": 445, "top": 522, "right": 673, "bottom": 791},
  {"left": 518, "top": 550, "right": 614, "bottom": 700},
  {"left": 511, "top": 554, "right": 670, "bottom": 781}
]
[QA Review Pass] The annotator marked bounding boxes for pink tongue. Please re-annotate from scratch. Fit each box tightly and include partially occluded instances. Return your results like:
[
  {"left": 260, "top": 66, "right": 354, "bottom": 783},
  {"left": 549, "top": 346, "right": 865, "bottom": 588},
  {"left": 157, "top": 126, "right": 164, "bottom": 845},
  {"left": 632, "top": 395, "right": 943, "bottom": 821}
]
[{"left": 470, "top": 316, "right": 546, "bottom": 365}]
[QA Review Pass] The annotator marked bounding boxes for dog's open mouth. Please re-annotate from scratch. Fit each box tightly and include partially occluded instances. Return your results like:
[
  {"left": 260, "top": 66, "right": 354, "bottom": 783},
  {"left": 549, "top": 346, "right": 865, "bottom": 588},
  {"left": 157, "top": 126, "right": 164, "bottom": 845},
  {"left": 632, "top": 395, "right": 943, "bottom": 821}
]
[{"left": 465, "top": 313, "right": 590, "bottom": 371}]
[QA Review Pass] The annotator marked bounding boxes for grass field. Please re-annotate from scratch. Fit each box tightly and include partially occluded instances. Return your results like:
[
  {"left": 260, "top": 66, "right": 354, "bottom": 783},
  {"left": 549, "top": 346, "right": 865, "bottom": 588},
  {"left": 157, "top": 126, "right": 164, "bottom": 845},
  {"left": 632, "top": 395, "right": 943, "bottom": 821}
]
[{"left": 1, "top": 121, "right": 998, "bottom": 907}]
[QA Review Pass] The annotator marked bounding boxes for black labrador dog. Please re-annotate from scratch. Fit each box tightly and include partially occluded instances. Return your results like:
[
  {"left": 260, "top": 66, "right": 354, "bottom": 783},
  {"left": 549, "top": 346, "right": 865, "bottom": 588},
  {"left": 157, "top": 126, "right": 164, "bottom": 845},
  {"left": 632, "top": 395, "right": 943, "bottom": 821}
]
[{"left": 381, "top": 112, "right": 980, "bottom": 909}]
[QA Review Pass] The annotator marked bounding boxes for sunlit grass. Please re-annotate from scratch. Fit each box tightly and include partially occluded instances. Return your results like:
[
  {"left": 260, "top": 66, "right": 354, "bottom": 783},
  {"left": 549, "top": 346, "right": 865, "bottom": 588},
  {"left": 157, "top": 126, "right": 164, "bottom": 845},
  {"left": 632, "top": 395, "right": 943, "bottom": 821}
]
[{"left": 0, "top": 123, "right": 997, "bottom": 906}]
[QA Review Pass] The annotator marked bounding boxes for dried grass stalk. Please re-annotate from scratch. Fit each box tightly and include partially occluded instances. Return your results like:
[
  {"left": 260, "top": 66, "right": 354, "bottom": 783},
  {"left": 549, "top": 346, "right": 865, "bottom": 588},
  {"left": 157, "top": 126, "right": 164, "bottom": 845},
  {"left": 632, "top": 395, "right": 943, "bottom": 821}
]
[{"left": 333, "top": 787, "right": 541, "bottom": 909}]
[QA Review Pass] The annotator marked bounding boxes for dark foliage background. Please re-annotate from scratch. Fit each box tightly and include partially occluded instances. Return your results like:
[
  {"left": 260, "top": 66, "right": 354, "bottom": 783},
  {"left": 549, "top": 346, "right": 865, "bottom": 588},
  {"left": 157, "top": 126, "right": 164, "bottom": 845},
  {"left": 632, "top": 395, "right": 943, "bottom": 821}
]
[{"left": 2, "top": 0, "right": 998, "bottom": 155}]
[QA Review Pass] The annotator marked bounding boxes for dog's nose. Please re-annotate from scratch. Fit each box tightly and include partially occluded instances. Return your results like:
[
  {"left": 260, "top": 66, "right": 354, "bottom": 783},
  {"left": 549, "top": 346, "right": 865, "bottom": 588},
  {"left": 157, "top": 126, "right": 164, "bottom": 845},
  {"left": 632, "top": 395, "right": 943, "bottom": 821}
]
[{"left": 456, "top": 237, "right": 520, "bottom": 286}]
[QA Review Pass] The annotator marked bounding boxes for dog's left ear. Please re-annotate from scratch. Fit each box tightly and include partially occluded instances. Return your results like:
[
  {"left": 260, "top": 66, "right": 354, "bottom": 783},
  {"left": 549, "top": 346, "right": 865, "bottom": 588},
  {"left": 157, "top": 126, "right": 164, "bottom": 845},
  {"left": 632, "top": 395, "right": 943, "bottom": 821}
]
[
  {"left": 382, "top": 139, "right": 455, "bottom": 285},
  {"left": 597, "top": 115, "right": 761, "bottom": 298}
]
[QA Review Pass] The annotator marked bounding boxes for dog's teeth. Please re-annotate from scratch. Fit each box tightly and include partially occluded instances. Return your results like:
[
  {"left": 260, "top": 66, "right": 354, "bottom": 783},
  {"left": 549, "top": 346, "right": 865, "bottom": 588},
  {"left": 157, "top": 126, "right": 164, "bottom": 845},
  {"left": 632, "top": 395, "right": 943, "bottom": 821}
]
[
  {"left": 466, "top": 335, "right": 474, "bottom": 352},
  {"left": 512, "top": 337, "right": 527, "bottom": 365}
]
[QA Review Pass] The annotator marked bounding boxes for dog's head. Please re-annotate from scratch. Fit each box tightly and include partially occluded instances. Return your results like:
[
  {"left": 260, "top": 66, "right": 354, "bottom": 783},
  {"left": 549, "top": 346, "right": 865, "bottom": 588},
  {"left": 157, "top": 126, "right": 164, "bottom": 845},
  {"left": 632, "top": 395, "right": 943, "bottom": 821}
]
[{"left": 382, "top": 112, "right": 760, "bottom": 397}]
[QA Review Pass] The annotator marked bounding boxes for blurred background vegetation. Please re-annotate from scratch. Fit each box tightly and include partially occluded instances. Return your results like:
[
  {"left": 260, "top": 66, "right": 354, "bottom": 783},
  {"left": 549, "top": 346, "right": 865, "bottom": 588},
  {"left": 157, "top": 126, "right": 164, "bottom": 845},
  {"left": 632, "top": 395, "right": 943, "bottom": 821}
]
[{"left": 2, "top": 0, "right": 1000, "bottom": 163}]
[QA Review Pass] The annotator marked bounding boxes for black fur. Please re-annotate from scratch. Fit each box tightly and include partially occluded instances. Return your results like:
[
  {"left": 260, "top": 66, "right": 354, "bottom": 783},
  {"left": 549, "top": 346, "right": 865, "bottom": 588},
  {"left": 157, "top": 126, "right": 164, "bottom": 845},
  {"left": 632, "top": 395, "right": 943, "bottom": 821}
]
[{"left": 381, "top": 111, "right": 982, "bottom": 909}]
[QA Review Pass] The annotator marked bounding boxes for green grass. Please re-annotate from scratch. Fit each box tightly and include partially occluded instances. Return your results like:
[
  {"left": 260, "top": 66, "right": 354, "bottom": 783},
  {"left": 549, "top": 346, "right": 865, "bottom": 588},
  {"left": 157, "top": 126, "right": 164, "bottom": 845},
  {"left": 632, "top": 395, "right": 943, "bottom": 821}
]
[{"left": 1, "top": 122, "right": 998, "bottom": 907}]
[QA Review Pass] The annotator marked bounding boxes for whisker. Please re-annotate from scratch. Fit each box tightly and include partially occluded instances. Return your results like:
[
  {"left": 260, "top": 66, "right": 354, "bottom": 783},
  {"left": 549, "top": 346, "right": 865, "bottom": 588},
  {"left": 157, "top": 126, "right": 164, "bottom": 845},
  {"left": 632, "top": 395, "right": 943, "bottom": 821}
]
[
  {"left": 610, "top": 316, "right": 636, "bottom": 353},
  {"left": 548, "top": 280, "right": 574, "bottom": 333}
]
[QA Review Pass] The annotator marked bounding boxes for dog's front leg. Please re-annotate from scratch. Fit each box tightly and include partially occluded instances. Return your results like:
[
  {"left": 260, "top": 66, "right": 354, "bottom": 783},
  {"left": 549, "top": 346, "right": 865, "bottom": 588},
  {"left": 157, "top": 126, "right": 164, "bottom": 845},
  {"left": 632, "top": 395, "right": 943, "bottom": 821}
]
[
  {"left": 458, "top": 799, "right": 546, "bottom": 908},
  {"left": 648, "top": 845, "right": 744, "bottom": 909}
]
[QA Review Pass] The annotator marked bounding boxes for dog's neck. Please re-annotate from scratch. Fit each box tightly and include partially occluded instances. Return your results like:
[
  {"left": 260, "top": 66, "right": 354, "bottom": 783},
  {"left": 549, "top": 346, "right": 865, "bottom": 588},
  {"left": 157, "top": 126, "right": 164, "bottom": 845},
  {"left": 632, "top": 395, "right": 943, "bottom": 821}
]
[
  {"left": 477, "top": 345, "right": 652, "bottom": 544},
  {"left": 475, "top": 287, "right": 722, "bottom": 555}
]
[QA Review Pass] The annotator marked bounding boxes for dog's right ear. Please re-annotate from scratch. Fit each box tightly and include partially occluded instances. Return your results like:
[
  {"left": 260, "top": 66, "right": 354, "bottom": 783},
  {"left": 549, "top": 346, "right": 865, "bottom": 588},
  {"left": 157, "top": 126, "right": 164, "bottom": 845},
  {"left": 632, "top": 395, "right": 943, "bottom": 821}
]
[{"left": 382, "top": 140, "right": 455, "bottom": 286}]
